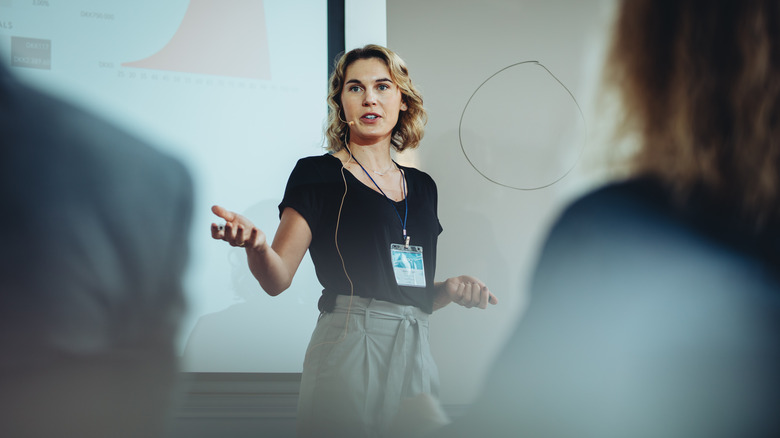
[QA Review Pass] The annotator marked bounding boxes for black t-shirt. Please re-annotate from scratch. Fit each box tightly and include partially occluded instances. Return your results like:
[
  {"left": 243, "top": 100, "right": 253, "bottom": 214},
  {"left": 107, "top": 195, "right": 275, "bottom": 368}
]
[{"left": 278, "top": 153, "right": 443, "bottom": 313}]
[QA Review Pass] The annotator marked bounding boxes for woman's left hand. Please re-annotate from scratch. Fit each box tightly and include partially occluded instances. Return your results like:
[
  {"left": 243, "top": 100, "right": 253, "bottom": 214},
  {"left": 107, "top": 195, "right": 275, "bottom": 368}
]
[{"left": 434, "top": 275, "right": 498, "bottom": 310}]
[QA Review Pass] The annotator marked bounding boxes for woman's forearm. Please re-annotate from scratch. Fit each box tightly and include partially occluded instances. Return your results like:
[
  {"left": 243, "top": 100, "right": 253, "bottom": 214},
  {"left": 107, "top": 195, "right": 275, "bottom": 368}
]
[{"left": 432, "top": 281, "right": 453, "bottom": 311}]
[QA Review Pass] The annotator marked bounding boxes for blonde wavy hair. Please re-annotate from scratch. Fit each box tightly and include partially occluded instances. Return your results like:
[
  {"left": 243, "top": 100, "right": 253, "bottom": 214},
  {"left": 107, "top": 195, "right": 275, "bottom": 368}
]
[
  {"left": 607, "top": 0, "right": 780, "bottom": 231},
  {"left": 324, "top": 44, "right": 427, "bottom": 153}
]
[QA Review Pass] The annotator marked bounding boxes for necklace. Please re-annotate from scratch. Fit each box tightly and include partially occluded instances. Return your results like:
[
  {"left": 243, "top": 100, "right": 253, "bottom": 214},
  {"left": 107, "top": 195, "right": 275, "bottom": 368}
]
[
  {"left": 345, "top": 153, "right": 395, "bottom": 175},
  {"left": 352, "top": 155, "right": 409, "bottom": 244},
  {"left": 341, "top": 146, "right": 395, "bottom": 175},
  {"left": 371, "top": 163, "right": 396, "bottom": 176}
]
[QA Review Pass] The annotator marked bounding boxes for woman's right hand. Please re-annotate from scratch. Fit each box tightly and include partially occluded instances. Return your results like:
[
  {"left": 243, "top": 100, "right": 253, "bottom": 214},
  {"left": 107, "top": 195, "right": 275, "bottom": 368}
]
[{"left": 210, "top": 205, "right": 267, "bottom": 251}]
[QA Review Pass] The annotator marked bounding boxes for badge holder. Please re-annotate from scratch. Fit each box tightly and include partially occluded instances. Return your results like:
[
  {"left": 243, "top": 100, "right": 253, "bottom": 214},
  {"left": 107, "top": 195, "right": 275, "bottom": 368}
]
[{"left": 391, "top": 238, "right": 426, "bottom": 287}]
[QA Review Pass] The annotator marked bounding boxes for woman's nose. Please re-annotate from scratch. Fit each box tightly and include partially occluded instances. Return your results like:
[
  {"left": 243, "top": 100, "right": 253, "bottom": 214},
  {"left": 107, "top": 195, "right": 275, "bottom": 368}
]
[{"left": 363, "top": 90, "right": 377, "bottom": 106}]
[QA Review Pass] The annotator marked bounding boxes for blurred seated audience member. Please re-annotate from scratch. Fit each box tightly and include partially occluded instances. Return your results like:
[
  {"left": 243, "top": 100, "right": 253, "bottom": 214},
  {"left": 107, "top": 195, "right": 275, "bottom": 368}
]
[
  {"left": 0, "top": 63, "right": 193, "bottom": 437},
  {"left": 423, "top": 1, "right": 780, "bottom": 436}
]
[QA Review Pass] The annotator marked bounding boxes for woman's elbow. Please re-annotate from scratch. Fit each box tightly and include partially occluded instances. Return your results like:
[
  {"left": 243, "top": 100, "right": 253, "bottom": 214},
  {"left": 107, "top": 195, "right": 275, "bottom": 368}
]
[{"left": 260, "top": 279, "right": 291, "bottom": 297}]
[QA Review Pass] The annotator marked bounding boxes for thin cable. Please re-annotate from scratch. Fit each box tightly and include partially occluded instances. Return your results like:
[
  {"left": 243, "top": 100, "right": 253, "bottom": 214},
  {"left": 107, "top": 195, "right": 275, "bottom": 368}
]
[
  {"left": 303, "top": 150, "right": 355, "bottom": 359},
  {"left": 334, "top": 153, "right": 356, "bottom": 330}
]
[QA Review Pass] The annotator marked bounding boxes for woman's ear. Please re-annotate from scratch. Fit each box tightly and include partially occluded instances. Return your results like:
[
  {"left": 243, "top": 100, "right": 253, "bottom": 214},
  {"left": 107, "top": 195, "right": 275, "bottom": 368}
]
[{"left": 400, "top": 102, "right": 408, "bottom": 111}]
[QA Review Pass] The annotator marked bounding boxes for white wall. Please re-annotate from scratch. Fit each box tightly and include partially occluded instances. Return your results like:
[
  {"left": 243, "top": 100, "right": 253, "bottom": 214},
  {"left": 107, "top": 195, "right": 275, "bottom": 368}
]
[
  {"left": 345, "top": 0, "right": 387, "bottom": 49},
  {"left": 387, "top": 0, "right": 618, "bottom": 404}
]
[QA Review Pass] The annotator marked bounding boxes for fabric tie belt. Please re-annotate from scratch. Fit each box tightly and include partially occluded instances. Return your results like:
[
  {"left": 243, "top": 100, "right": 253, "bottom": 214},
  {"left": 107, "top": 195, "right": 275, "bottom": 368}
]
[{"left": 330, "top": 295, "right": 432, "bottom": 430}]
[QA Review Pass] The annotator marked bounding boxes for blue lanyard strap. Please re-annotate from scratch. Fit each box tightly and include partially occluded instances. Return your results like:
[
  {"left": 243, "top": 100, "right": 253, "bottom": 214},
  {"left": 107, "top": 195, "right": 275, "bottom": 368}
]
[{"left": 352, "top": 156, "right": 409, "bottom": 244}]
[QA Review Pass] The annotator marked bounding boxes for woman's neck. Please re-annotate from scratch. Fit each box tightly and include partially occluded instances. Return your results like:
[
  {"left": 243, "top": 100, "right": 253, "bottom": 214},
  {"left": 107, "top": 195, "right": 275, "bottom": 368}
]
[{"left": 341, "top": 142, "right": 395, "bottom": 173}]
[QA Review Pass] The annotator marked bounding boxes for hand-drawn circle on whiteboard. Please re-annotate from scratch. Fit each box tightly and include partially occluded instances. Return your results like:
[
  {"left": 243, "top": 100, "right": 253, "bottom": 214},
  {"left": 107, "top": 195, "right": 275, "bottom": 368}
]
[{"left": 459, "top": 61, "right": 586, "bottom": 190}]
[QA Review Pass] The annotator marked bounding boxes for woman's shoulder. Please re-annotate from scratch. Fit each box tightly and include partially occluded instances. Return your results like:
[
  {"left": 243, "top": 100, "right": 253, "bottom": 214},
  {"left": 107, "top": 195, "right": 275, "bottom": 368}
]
[
  {"left": 540, "top": 177, "right": 772, "bottom": 286},
  {"left": 397, "top": 163, "right": 436, "bottom": 186},
  {"left": 559, "top": 178, "right": 671, "bottom": 223},
  {"left": 556, "top": 177, "right": 773, "bottom": 252},
  {"left": 551, "top": 178, "right": 696, "bottom": 245},
  {"left": 293, "top": 153, "right": 339, "bottom": 169},
  {"left": 287, "top": 153, "right": 342, "bottom": 183}
]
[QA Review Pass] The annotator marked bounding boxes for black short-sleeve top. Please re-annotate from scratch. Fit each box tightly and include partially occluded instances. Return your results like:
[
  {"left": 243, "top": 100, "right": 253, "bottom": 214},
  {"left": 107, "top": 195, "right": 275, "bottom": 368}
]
[{"left": 278, "top": 153, "right": 443, "bottom": 313}]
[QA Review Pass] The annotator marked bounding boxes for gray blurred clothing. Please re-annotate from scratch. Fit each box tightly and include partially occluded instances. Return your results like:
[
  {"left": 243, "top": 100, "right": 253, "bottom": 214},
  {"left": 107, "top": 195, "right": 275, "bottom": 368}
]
[
  {"left": 0, "top": 64, "right": 193, "bottom": 437},
  {"left": 430, "top": 179, "right": 780, "bottom": 438}
]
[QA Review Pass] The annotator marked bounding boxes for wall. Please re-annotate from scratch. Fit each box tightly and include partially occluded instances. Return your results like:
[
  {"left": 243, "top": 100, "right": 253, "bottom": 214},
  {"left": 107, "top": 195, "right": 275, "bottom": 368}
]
[{"left": 387, "top": 0, "right": 617, "bottom": 404}]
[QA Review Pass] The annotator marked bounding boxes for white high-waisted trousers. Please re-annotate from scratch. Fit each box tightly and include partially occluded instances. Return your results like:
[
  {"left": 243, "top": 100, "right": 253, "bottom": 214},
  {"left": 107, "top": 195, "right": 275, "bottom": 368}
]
[{"left": 296, "top": 295, "right": 440, "bottom": 438}]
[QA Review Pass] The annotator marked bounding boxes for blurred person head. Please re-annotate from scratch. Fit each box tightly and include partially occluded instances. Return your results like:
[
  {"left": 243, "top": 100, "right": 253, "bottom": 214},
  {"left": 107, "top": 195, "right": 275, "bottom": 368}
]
[{"left": 607, "top": 0, "right": 780, "bottom": 231}]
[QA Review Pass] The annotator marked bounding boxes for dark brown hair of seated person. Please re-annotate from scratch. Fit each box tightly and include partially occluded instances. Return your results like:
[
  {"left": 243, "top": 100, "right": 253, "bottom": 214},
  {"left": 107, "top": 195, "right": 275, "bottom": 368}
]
[{"left": 606, "top": 0, "right": 780, "bottom": 232}]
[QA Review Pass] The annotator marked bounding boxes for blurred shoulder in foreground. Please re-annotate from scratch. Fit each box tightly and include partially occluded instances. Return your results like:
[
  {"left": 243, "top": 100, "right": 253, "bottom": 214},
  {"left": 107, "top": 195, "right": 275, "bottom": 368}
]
[
  {"left": 425, "top": 178, "right": 779, "bottom": 438},
  {"left": 0, "top": 63, "right": 193, "bottom": 438},
  {"left": 423, "top": 1, "right": 780, "bottom": 436}
]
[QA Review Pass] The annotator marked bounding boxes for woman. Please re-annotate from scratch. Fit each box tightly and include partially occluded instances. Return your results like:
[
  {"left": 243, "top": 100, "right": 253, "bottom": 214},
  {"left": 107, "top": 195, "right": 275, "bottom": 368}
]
[
  {"left": 211, "top": 44, "right": 497, "bottom": 437},
  {"left": 424, "top": 1, "right": 780, "bottom": 437}
]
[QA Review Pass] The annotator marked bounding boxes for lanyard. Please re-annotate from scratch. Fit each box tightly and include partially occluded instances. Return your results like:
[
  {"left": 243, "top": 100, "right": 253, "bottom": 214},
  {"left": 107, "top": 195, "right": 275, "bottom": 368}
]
[{"left": 352, "top": 156, "right": 410, "bottom": 246}]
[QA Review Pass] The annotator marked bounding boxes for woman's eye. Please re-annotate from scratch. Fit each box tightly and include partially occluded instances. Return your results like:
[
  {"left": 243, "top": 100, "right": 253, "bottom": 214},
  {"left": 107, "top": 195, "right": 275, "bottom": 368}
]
[
  {"left": 377, "top": 84, "right": 389, "bottom": 91},
  {"left": 348, "top": 85, "right": 362, "bottom": 92}
]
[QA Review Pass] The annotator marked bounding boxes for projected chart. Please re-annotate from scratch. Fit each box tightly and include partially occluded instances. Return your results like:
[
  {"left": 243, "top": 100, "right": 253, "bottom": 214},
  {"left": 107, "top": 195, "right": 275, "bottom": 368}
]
[
  {"left": 122, "top": 0, "right": 270, "bottom": 79},
  {"left": 10, "top": 36, "right": 51, "bottom": 69}
]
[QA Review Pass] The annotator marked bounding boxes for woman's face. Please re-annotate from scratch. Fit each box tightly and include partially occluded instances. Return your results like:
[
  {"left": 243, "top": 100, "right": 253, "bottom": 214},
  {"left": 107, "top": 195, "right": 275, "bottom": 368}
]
[{"left": 340, "top": 57, "right": 406, "bottom": 146}]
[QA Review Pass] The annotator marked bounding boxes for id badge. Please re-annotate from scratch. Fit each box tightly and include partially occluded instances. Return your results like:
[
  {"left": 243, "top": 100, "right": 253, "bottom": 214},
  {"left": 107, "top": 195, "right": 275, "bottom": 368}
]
[{"left": 390, "top": 243, "right": 426, "bottom": 287}]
